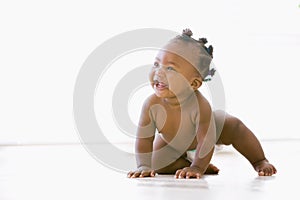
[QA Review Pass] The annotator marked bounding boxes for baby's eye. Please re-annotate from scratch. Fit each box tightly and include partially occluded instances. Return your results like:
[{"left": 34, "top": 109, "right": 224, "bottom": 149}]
[
  {"left": 166, "top": 66, "right": 175, "bottom": 71},
  {"left": 153, "top": 62, "right": 159, "bottom": 68}
]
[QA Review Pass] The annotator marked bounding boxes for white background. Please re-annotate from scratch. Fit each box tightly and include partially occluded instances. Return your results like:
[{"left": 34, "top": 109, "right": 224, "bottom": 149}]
[{"left": 0, "top": 0, "right": 300, "bottom": 144}]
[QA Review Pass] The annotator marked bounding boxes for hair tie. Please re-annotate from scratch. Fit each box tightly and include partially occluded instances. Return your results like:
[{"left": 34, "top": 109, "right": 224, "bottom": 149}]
[
  {"left": 182, "top": 29, "right": 193, "bottom": 37},
  {"left": 198, "top": 38, "right": 208, "bottom": 44},
  {"left": 203, "top": 63, "right": 216, "bottom": 82}
]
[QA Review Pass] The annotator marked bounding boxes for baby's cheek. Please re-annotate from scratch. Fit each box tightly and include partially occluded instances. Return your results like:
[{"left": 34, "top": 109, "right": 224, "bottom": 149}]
[
  {"left": 148, "top": 70, "right": 154, "bottom": 81},
  {"left": 168, "top": 73, "right": 188, "bottom": 86},
  {"left": 168, "top": 78, "right": 185, "bottom": 92},
  {"left": 168, "top": 75, "right": 193, "bottom": 93}
]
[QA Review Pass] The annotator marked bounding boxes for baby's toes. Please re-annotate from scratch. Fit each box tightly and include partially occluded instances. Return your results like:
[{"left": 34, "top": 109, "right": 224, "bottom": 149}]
[
  {"left": 205, "top": 163, "right": 219, "bottom": 174},
  {"left": 258, "top": 167, "right": 273, "bottom": 176},
  {"left": 272, "top": 166, "right": 277, "bottom": 174},
  {"left": 258, "top": 170, "right": 265, "bottom": 176}
]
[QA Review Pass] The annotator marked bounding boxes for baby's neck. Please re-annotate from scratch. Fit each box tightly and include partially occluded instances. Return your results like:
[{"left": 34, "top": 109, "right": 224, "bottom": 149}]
[
  {"left": 163, "top": 97, "right": 181, "bottom": 108},
  {"left": 162, "top": 92, "right": 196, "bottom": 108}
]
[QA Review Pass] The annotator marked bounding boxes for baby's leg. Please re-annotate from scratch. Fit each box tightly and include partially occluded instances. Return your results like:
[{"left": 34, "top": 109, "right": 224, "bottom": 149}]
[
  {"left": 152, "top": 135, "right": 219, "bottom": 174},
  {"left": 215, "top": 110, "right": 277, "bottom": 176}
]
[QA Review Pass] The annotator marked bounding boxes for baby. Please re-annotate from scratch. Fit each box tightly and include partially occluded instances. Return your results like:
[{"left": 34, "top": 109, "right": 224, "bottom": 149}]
[{"left": 127, "top": 29, "right": 277, "bottom": 179}]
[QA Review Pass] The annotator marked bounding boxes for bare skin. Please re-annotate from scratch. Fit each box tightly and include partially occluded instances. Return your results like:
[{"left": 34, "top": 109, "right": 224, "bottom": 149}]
[
  {"left": 128, "top": 47, "right": 276, "bottom": 179},
  {"left": 149, "top": 111, "right": 277, "bottom": 178}
]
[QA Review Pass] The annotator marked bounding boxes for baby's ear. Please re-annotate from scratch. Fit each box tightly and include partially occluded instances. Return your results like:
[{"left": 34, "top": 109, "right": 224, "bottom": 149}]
[{"left": 191, "top": 77, "right": 202, "bottom": 90}]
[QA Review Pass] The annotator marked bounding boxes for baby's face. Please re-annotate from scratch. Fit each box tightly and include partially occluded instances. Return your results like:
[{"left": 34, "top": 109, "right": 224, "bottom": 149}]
[{"left": 149, "top": 50, "right": 200, "bottom": 99}]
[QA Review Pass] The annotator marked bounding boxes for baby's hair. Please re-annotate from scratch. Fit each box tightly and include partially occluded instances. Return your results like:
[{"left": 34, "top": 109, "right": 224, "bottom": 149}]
[
  {"left": 182, "top": 28, "right": 214, "bottom": 58},
  {"left": 171, "top": 28, "right": 216, "bottom": 81}
]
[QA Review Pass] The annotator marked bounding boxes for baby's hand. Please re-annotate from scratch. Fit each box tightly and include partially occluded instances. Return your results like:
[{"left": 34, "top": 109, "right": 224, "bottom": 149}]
[
  {"left": 127, "top": 166, "right": 156, "bottom": 178},
  {"left": 175, "top": 166, "right": 203, "bottom": 179}
]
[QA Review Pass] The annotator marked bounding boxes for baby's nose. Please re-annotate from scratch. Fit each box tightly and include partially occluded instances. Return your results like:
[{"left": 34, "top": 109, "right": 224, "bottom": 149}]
[{"left": 154, "top": 66, "right": 165, "bottom": 75}]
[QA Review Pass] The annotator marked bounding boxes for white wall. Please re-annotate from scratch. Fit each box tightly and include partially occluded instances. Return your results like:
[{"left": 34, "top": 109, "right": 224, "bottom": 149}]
[{"left": 0, "top": 0, "right": 300, "bottom": 144}]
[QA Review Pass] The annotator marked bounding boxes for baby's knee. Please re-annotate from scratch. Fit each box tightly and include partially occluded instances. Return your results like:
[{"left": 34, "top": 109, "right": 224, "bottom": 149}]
[
  {"left": 233, "top": 117, "right": 243, "bottom": 130},
  {"left": 230, "top": 117, "right": 246, "bottom": 139},
  {"left": 225, "top": 116, "right": 243, "bottom": 141},
  {"left": 217, "top": 114, "right": 245, "bottom": 145}
]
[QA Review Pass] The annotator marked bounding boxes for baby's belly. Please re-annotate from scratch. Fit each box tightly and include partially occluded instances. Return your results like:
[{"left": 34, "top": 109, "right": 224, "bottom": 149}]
[
  {"left": 153, "top": 104, "right": 199, "bottom": 152},
  {"left": 159, "top": 126, "right": 198, "bottom": 152}
]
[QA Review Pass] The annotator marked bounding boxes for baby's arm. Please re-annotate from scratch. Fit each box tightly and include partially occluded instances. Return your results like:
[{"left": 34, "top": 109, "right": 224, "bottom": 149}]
[
  {"left": 128, "top": 97, "right": 156, "bottom": 178},
  {"left": 190, "top": 111, "right": 216, "bottom": 176},
  {"left": 175, "top": 97, "right": 216, "bottom": 179}
]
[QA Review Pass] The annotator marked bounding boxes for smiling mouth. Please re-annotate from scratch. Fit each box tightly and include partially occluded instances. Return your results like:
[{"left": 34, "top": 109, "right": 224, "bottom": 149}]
[{"left": 153, "top": 80, "right": 168, "bottom": 90}]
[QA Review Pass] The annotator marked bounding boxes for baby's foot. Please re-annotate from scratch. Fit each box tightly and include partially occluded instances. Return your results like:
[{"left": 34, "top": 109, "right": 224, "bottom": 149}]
[
  {"left": 204, "top": 163, "right": 220, "bottom": 174},
  {"left": 253, "top": 159, "right": 277, "bottom": 176}
]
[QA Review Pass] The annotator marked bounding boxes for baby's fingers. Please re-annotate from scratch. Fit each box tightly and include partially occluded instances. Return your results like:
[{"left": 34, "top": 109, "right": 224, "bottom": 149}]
[
  {"left": 127, "top": 171, "right": 134, "bottom": 178},
  {"left": 186, "top": 172, "right": 201, "bottom": 179},
  {"left": 175, "top": 170, "right": 187, "bottom": 179},
  {"left": 175, "top": 169, "right": 182, "bottom": 178},
  {"left": 140, "top": 170, "right": 156, "bottom": 177},
  {"left": 186, "top": 172, "right": 192, "bottom": 179},
  {"left": 128, "top": 169, "right": 156, "bottom": 178},
  {"left": 130, "top": 171, "right": 142, "bottom": 178}
]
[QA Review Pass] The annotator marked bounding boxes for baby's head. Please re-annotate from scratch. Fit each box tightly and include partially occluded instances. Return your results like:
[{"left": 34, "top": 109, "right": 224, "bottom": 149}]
[
  {"left": 161, "top": 29, "right": 215, "bottom": 82},
  {"left": 149, "top": 29, "right": 216, "bottom": 98}
]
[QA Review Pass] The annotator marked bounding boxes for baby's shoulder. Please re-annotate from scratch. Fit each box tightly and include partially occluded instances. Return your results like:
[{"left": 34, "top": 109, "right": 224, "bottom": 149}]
[
  {"left": 144, "top": 94, "right": 161, "bottom": 104},
  {"left": 142, "top": 94, "right": 162, "bottom": 110},
  {"left": 194, "top": 90, "right": 209, "bottom": 103},
  {"left": 194, "top": 91, "right": 212, "bottom": 113}
]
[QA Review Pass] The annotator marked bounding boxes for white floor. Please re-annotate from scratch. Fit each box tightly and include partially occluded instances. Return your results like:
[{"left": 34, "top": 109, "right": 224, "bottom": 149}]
[{"left": 0, "top": 140, "right": 299, "bottom": 200}]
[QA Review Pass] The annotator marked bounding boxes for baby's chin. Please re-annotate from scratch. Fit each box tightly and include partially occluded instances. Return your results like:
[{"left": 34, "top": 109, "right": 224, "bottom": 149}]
[
  {"left": 153, "top": 90, "right": 168, "bottom": 98},
  {"left": 153, "top": 89, "right": 175, "bottom": 99},
  {"left": 152, "top": 87, "right": 166, "bottom": 97}
]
